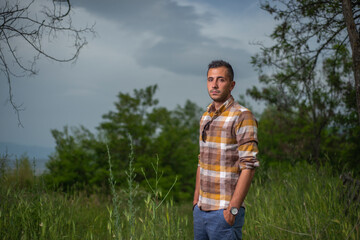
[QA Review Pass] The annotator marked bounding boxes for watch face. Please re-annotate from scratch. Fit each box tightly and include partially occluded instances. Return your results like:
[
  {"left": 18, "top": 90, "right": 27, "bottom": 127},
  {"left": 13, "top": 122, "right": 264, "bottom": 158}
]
[{"left": 230, "top": 207, "right": 238, "bottom": 215}]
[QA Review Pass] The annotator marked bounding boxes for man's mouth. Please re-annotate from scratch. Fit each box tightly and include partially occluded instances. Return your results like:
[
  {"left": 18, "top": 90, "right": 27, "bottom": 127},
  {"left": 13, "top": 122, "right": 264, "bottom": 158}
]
[{"left": 211, "top": 90, "right": 220, "bottom": 94}]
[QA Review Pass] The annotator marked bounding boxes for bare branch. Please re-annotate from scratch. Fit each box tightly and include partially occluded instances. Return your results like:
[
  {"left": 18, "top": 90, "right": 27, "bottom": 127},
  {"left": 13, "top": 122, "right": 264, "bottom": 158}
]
[{"left": 0, "top": 0, "right": 95, "bottom": 125}]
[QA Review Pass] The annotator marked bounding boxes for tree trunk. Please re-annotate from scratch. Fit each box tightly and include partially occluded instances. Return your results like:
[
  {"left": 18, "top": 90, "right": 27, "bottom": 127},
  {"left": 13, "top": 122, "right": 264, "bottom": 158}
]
[{"left": 342, "top": 0, "right": 360, "bottom": 125}]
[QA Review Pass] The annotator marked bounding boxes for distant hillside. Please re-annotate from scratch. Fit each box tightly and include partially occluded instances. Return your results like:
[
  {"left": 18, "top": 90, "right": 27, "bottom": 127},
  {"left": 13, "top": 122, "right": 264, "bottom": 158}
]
[{"left": 0, "top": 142, "right": 54, "bottom": 173}]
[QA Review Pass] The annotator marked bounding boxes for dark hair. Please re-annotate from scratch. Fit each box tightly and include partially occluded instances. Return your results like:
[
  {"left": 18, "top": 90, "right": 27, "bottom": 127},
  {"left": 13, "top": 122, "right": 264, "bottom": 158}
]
[{"left": 208, "top": 60, "right": 234, "bottom": 81}]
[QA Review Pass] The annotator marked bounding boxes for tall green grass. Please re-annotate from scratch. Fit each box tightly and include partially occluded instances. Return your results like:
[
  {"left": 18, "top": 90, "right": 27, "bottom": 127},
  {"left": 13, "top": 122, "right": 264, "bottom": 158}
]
[
  {"left": 244, "top": 161, "right": 360, "bottom": 239},
  {"left": 107, "top": 138, "right": 182, "bottom": 240},
  {"left": 1, "top": 151, "right": 359, "bottom": 239},
  {"left": 0, "top": 187, "right": 110, "bottom": 239}
]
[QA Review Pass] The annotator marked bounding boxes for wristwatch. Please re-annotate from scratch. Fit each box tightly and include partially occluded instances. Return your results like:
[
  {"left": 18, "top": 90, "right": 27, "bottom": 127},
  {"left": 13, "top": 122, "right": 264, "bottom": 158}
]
[{"left": 230, "top": 207, "right": 239, "bottom": 216}]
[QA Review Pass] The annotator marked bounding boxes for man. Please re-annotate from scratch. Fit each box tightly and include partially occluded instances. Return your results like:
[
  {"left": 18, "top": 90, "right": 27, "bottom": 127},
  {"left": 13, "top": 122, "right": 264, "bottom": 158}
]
[{"left": 193, "top": 60, "right": 259, "bottom": 240}]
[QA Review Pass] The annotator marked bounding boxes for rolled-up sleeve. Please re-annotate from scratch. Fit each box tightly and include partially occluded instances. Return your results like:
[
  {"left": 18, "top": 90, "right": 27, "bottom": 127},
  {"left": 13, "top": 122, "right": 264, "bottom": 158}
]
[{"left": 235, "top": 111, "right": 259, "bottom": 170}]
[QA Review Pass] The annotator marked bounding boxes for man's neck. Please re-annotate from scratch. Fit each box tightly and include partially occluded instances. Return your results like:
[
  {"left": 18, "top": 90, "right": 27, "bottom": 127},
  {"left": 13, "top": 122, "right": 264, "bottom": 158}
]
[
  {"left": 213, "top": 95, "right": 232, "bottom": 110},
  {"left": 213, "top": 102, "right": 223, "bottom": 110}
]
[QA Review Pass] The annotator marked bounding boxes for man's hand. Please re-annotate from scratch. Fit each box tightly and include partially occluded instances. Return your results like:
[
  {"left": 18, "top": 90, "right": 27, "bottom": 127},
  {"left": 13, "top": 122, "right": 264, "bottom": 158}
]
[
  {"left": 223, "top": 208, "right": 235, "bottom": 226},
  {"left": 192, "top": 201, "right": 198, "bottom": 210}
]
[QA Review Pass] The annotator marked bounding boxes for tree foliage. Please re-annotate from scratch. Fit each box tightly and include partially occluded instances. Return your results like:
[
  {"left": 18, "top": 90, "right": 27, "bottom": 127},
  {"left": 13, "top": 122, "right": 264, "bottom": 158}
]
[
  {"left": 46, "top": 85, "right": 202, "bottom": 201},
  {"left": 46, "top": 126, "right": 108, "bottom": 190},
  {"left": 251, "top": 0, "right": 360, "bottom": 172},
  {"left": 252, "top": 0, "right": 360, "bottom": 123}
]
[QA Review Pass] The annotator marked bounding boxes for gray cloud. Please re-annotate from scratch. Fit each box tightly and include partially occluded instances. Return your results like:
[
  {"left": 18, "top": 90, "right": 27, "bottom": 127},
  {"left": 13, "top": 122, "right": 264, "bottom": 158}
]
[
  {"left": 72, "top": 0, "right": 204, "bottom": 36},
  {"left": 136, "top": 40, "right": 252, "bottom": 78},
  {"left": 72, "top": 0, "right": 251, "bottom": 77}
]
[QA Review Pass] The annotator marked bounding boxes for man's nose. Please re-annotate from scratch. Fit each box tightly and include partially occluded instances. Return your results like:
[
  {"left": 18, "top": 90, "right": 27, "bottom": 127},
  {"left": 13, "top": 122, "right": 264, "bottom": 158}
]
[{"left": 212, "top": 80, "right": 218, "bottom": 88}]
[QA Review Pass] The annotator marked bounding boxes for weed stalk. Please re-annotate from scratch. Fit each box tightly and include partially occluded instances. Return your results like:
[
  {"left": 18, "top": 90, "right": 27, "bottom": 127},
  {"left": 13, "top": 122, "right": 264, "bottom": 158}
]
[
  {"left": 124, "top": 134, "right": 138, "bottom": 238},
  {"left": 107, "top": 144, "right": 122, "bottom": 240},
  {"left": 141, "top": 155, "right": 178, "bottom": 238}
]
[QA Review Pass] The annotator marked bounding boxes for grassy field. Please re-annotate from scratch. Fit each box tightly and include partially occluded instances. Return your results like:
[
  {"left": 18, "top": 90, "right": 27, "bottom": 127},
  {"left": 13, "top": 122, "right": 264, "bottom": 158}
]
[
  {"left": 1, "top": 161, "right": 359, "bottom": 239},
  {"left": 245, "top": 162, "right": 360, "bottom": 239},
  {"left": 0, "top": 187, "right": 192, "bottom": 240}
]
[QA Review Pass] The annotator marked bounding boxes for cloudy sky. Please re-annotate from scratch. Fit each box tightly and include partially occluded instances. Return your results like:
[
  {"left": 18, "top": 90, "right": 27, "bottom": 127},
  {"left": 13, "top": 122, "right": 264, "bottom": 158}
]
[{"left": 0, "top": 0, "right": 274, "bottom": 155}]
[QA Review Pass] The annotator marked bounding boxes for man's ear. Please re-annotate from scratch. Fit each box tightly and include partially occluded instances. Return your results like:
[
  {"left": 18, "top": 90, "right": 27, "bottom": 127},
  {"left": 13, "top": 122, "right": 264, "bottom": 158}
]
[{"left": 230, "top": 81, "right": 236, "bottom": 90}]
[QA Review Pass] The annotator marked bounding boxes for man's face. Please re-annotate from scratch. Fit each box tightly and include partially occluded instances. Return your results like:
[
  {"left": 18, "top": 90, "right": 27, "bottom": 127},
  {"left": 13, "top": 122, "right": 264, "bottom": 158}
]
[{"left": 207, "top": 66, "right": 235, "bottom": 104}]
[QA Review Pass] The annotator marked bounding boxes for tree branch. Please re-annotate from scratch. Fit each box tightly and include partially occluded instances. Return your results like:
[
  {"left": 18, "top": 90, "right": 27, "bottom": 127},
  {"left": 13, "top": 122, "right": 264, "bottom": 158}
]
[{"left": 0, "top": 0, "right": 95, "bottom": 125}]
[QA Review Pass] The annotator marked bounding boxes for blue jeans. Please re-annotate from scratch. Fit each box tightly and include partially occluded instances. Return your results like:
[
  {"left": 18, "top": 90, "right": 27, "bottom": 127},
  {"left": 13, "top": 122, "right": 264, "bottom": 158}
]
[{"left": 193, "top": 205, "right": 245, "bottom": 240}]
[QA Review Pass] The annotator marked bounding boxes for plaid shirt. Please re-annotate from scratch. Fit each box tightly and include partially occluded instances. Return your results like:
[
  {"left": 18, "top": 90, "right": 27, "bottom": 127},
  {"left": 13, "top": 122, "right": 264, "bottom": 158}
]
[{"left": 198, "top": 96, "right": 259, "bottom": 211}]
